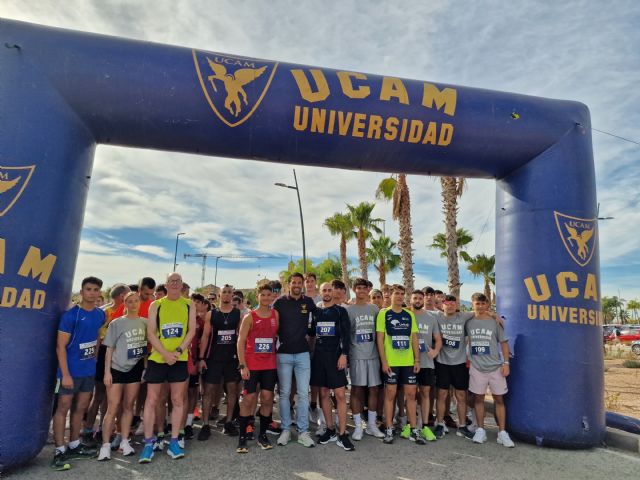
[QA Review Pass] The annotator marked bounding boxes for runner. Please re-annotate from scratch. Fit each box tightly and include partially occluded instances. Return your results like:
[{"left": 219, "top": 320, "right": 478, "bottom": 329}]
[
  {"left": 304, "top": 272, "right": 322, "bottom": 304},
  {"left": 376, "top": 284, "right": 424, "bottom": 445},
  {"left": 155, "top": 284, "right": 167, "bottom": 300},
  {"left": 410, "top": 289, "right": 442, "bottom": 442},
  {"left": 465, "top": 293, "right": 515, "bottom": 447},
  {"left": 346, "top": 278, "right": 384, "bottom": 440},
  {"left": 312, "top": 280, "right": 355, "bottom": 451},
  {"left": 198, "top": 284, "right": 241, "bottom": 440},
  {"left": 236, "top": 284, "right": 280, "bottom": 453},
  {"left": 51, "top": 276, "right": 105, "bottom": 471},
  {"left": 139, "top": 273, "right": 196, "bottom": 463},
  {"left": 305, "top": 272, "right": 323, "bottom": 426},
  {"left": 98, "top": 291, "right": 147, "bottom": 460},
  {"left": 132, "top": 277, "right": 156, "bottom": 433},
  {"left": 380, "top": 284, "right": 391, "bottom": 308},
  {"left": 369, "top": 289, "right": 384, "bottom": 309},
  {"left": 184, "top": 293, "right": 209, "bottom": 440},
  {"left": 275, "top": 272, "right": 317, "bottom": 448}
]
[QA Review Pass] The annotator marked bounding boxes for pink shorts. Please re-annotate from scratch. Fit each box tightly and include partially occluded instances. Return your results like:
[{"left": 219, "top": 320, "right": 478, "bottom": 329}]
[{"left": 468, "top": 364, "right": 508, "bottom": 395}]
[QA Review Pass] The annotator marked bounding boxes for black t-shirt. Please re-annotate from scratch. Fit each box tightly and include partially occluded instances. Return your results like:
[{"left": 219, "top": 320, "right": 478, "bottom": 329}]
[
  {"left": 208, "top": 308, "right": 240, "bottom": 362},
  {"left": 274, "top": 295, "right": 317, "bottom": 354},
  {"left": 312, "top": 304, "right": 351, "bottom": 356}
]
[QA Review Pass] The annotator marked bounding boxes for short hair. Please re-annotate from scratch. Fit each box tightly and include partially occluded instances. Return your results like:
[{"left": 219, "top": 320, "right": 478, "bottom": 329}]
[
  {"left": 269, "top": 280, "right": 282, "bottom": 291},
  {"left": 304, "top": 272, "right": 317, "bottom": 280},
  {"left": 366, "top": 280, "right": 373, "bottom": 288},
  {"left": 233, "top": 289, "right": 244, "bottom": 300},
  {"left": 434, "top": 289, "right": 444, "bottom": 295},
  {"left": 381, "top": 284, "right": 391, "bottom": 293},
  {"left": 411, "top": 289, "right": 425, "bottom": 296},
  {"left": 352, "top": 277, "right": 368, "bottom": 289},
  {"left": 191, "top": 293, "right": 205, "bottom": 302},
  {"left": 331, "top": 279, "right": 346, "bottom": 291},
  {"left": 287, "top": 272, "right": 304, "bottom": 284},
  {"left": 139, "top": 277, "right": 156, "bottom": 290},
  {"left": 472, "top": 292, "right": 488, "bottom": 302},
  {"left": 445, "top": 294, "right": 457, "bottom": 302},
  {"left": 390, "top": 284, "right": 405, "bottom": 293},
  {"left": 110, "top": 283, "right": 129, "bottom": 299},
  {"left": 81, "top": 276, "right": 103, "bottom": 288},
  {"left": 182, "top": 282, "right": 190, "bottom": 290},
  {"left": 258, "top": 284, "right": 273, "bottom": 293},
  {"left": 203, "top": 299, "right": 212, "bottom": 310},
  {"left": 423, "top": 286, "right": 435, "bottom": 295},
  {"left": 370, "top": 289, "right": 382, "bottom": 297},
  {"left": 128, "top": 284, "right": 139, "bottom": 292},
  {"left": 155, "top": 284, "right": 167, "bottom": 294},
  {"left": 232, "top": 295, "right": 242, "bottom": 303}
]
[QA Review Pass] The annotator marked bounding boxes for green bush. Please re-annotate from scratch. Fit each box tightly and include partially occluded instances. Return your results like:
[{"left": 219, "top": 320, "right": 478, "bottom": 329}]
[{"left": 622, "top": 360, "right": 640, "bottom": 368}]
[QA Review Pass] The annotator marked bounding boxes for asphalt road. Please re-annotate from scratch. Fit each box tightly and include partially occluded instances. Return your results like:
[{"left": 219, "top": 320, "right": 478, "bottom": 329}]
[{"left": 5, "top": 422, "right": 639, "bottom": 480}]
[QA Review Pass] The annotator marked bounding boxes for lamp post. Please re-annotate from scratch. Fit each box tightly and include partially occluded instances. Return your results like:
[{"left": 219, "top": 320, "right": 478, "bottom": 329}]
[
  {"left": 173, "top": 232, "right": 186, "bottom": 271},
  {"left": 275, "top": 169, "right": 307, "bottom": 274}
]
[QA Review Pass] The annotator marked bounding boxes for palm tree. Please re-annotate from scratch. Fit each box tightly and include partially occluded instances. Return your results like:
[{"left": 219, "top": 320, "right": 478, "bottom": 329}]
[
  {"left": 346, "top": 202, "right": 382, "bottom": 281},
  {"left": 626, "top": 299, "right": 640, "bottom": 322},
  {"left": 430, "top": 228, "right": 474, "bottom": 263},
  {"left": 467, "top": 254, "right": 495, "bottom": 301},
  {"left": 323, "top": 212, "right": 354, "bottom": 288},
  {"left": 367, "top": 235, "right": 401, "bottom": 288},
  {"left": 440, "top": 177, "right": 466, "bottom": 301},
  {"left": 376, "top": 174, "right": 414, "bottom": 295}
]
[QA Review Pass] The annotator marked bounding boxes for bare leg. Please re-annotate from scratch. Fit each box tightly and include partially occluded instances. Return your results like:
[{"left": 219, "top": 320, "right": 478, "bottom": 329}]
[
  {"left": 120, "top": 383, "right": 140, "bottom": 440},
  {"left": 169, "top": 381, "right": 187, "bottom": 439},
  {"left": 404, "top": 385, "right": 417, "bottom": 428},
  {"left": 454, "top": 389, "right": 467, "bottom": 428},
  {"left": 334, "top": 387, "right": 347, "bottom": 434},
  {"left": 143, "top": 384, "right": 161, "bottom": 439},
  {"left": 383, "top": 384, "right": 397, "bottom": 429},
  {"left": 351, "top": 386, "right": 364, "bottom": 415},
  {"left": 436, "top": 387, "right": 448, "bottom": 423},
  {"left": 419, "top": 386, "right": 431, "bottom": 426},
  {"left": 53, "top": 395, "right": 73, "bottom": 447},
  {"left": 225, "top": 382, "right": 239, "bottom": 422},
  {"left": 493, "top": 394, "right": 506, "bottom": 430},
  {"left": 474, "top": 393, "right": 486, "bottom": 429},
  {"left": 367, "top": 386, "right": 379, "bottom": 414},
  {"left": 102, "top": 384, "right": 123, "bottom": 444},
  {"left": 320, "top": 387, "right": 334, "bottom": 429},
  {"left": 70, "top": 392, "right": 92, "bottom": 443}
]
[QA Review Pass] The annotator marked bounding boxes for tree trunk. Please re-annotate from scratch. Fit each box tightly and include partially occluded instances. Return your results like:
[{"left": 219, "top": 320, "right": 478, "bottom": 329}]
[
  {"left": 441, "top": 177, "right": 460, "bottom": 302},
  {"left": 340, "top": 236, "right": 349, "bottom": 288},
  {"left": 379, "top": 258, "right": 386, "bottom": 288},
  {"left": 358, "top": 229, "right": 368, "bottom": 280},
  {"left": 484, "top": 277, "right": 491, "bottom": 303},
  {"left": 396, "top": 174, "right": 414, "bottom": 300}
]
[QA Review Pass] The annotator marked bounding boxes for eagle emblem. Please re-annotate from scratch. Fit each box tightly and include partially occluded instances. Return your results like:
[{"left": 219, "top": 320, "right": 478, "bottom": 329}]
[
  {"left": 193, "top": 50, "right": 278, "bottom": 127},
  {"left": 0, "top": 165, "right": 35, "bottom": 217},
  {"left": 554, "top": 211, "right": 597, "bottom": 267}
]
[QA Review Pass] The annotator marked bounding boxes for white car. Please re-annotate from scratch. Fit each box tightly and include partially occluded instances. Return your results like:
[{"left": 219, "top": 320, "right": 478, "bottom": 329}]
[{"left": 632, "top": 340, "right": 640, "bottom": 355}]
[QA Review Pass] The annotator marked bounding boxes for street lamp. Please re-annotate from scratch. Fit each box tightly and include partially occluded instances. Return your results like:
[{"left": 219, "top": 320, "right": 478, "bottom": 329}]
[
  {"left": 173, "top": 232, "right": 186, "bottom": 271},
  {"left": 275, "top": 168, "right": 307, "bottom": 274}
]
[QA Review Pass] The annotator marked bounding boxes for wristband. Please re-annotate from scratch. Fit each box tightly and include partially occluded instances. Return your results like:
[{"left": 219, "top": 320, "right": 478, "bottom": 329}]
[{"left": 503, "top": 361, "right": 510, "bottom": 365}]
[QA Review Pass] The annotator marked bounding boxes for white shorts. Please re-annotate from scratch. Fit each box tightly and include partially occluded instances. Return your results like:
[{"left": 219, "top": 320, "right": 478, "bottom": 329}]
[
  {"left": 349, "top": 358, "right": 382, "bottom": 387},
  {"left": 468, "top": 364, "right": 508, "bottom": 395}
]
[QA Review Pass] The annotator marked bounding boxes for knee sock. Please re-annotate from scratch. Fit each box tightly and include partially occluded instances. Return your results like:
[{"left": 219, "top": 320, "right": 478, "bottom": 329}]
[
  {"left": 239, "top": 415, "right": 249, "bottom": 437},
  {"left": 259, "top": 414, "right": 270, "bottom": 435}
]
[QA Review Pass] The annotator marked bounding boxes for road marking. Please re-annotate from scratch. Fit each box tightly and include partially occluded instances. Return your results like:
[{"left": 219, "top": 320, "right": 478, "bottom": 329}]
[
  {"left": 427, "top": 461, "right": 447, "bottom": 467},
  {"left": 113, "top": 457, "right": 132, "bottom": 464},
  {"left": 114, "top": 463, "right": 152, "bottom": 479},
  {"left": 451, "top": 451, "right": 483, "bottom": 459},
  {"left": 295, "top": 472, "right": 336, "bottom": 480},
  {"left": 600, "top": 448, "right": 640, "bottom": 464},
  {"left": 397, "top": 476, "right": 415, "bottom": 480}
]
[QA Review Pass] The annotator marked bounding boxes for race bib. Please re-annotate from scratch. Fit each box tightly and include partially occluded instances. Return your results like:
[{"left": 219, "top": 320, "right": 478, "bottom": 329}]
[
  {"left": 254, "top": 337, "right": 274, "bottom": 353},
  {"left": 217, "top": 329, "right": 236, "bottom": 345},
  {"left": 79, "top": 340, "right": 97, "bottom": 360},
  {"left": 127, "top": 343, "right": 148, "bottom": 360},
  {"left": 161, "top": 323, "right": 183, "bottom": 339},
  {"left": 471, "top": 345, "right": 490, "bottom": 356},
  {"left": 418, "top": 338, "right": 427, "bottom": 353},
  {"left": 391, "top": 335, "right": 410, "bottom": 350},
  {"left": 443, "top": 336, "right": 460, "bottom": 349},
  {"left": 317, "top": 321, "right": 336, "bottom": 336},
  {"left": 356, "top": 329, "right": 373, "bottom": 343}
]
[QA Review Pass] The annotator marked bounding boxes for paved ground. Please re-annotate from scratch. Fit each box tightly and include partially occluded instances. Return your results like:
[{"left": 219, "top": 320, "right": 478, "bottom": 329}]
[{"left": 4, "top": 421, "right": 639, "bottom": 480}]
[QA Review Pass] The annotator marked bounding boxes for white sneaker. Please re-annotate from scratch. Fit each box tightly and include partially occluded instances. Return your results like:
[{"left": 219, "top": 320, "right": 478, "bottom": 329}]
[
  {"left": 352, "top": 425, "right": 363, "bottom": 441},
  {"left": 277, "top": 429, "right": 291, "bottom": 446},
  {"left": 297, "top": 431, "right": 315, "bottom": 448},
  {"left": 497, "top": 430, "right": 515, "bottom": 448},
  {"left": 120, "top": 439, "right": 135, "bottom": 456},
  {"left": 98, "top": 443, "right": 111, "bottom": 461},
  {"left": 472, "top": 427, "right": 487, "bottom": 444},
  {"left": 365, "top": 423, "right": 385, "bottom": 438}
]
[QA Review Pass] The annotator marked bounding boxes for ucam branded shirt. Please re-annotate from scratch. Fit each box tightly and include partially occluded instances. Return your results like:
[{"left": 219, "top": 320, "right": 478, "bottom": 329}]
[
  {"left": 376, "top": 307, "right": 418, "bottom": 367},
  {"left": 347, "top": 303, "right": 380, "bottom": 361},
  {"left": 465, "top": 317, "right": 508, "bottom": 373},
  {"left": 103, "top": 316, "right": 147, "bottom": 372},
  {"left": 436, "top": 312, "right": 474, "bottom": 365},
  {"left": 414, "top": 310, "right": 441, "bottom": 369},
  {"left": 57, "top": 305, "right": 106, "bottom": 378}
]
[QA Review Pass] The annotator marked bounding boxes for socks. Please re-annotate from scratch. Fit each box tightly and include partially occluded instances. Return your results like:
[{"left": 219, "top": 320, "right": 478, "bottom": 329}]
[
  {"left": 186, "top": 414, "right": 194, "bottom": 426},
  {"left": 353, "top": 413, "right": 362, "bottom": 427},
  {"left": 55, "top": 445, "right": 66, "bottom": 454},
  {"left": 239, "top": 415, "right": 249, "bottom": 437},
  {"left": 259, "top": 414, "right": 270, "bottom": 436},
  {"left": 68, "top": 439, "right": 80, "bottom": 449},
  {"left": 368, "top": 410, "right": 377, "bottom": 426}
]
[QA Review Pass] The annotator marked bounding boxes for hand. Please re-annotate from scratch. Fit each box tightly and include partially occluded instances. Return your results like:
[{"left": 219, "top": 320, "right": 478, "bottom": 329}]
[
  {"left": 337, "top": 354, "right": 347, "bottom": 371},
  {"left": 140, "top": 370, "right": 146, "bottom": 384},
  {"left": 104, "top": 371, "right": 112, "bottom": 387},
  {"left": 427, "top": 350, "right": 438, "bottom": 359},
  {"left": 382, "top": 362, "right": 392, "bottom": 375},
  {"left": 502, "top": 363, "right": 510, "bottom": 377},
  {"left": 163, "top": 352, "right": 177, "bottom": 366},
  {"left": 61, "top": 374, "right": 74, "bottom": 390},
  {"left": 495, "top": 314, "right": 505, "bottom": 328},
  {"left": 241, "top": 366, "right": 250, "bottom": 381},
  {"left": 413, "top": 362, "right": 420, "bottom": 373},
  {"left": 199, "top": 359, "right": 207, "bottom": 373}
]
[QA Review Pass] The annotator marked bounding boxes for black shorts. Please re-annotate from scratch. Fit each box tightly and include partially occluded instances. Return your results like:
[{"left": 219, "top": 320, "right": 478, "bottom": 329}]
[
  {"left": 417, "top": 368, "right": 435, "bottom": 387},
  {"left": 435, "top": 361, "right": 469, "bottom": 390},
  {"left": 111, "top": 359, "right": 145, "bottom": 384},
  {"left": 203, "top": 359, "right": 240, "bottom": 384},
  {"left": 144, "top": 360, "right": 189, "bottom": 384},
  {"left": 95, "top": 344, "right": 107, "bottom": 382},
  {"left": 244, "top": 368, "right": 278, "bottom": 394},
  {"left": 188, "top": 374, "right": 200, "bottom": 388},
  {"left": 383, "top": 366, "right": 417, "bottom": 386},
  {"left": 310, "top": 350, "right": 348, "bottom": 389}
]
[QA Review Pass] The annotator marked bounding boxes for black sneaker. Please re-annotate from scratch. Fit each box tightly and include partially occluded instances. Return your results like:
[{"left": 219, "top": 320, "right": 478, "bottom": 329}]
[
  {"left": 427, "top": 414, "right": 436, "bottom": 427},
  {"left": 224, "top": 421, "right": 239, "bottom": 436},
  {"left": 456, "top": 426, "right": 474, "bottom": 440},
  {"left": 197, "top": 424, "right": 211, "bottom": 441},
  {"left": 318, "top": 428, "right": 337, "bottom": 444},
  {"left": 50, "top": 451, "right": 70, "bottom": 471},
  {"left": 66, "top": 443, "right": 97, "bottom": 459},
  {"left": 337, "top": 433, "right": 355, "bottom": 451},
  {"left": 257, "top": 433, "right": 273, "bottom": 450},
  {"left": 443, "top": 415, "right": 458, "bottom": 429},
  {"left": 266, "top": 421, "right": 282, "bottom": 436},
  {"left": 236, "top": 436, "right": 248, "bottom": 454},
  {"left": 434, "top": 424, "right": 445, "bottom": 439},
  {"left": 216, "top": 417, "right": 226, "bottom": 427},
  {"left": 184, "top": 425, "right": 194, "bottom": 440},
  {"left": 210, "top": 406, "right": 219, "bottom": 420},
  {"left": 410, "top": 428, "right": 426, "bottom": 445},
  {"left": 383, "top": 427, "right": 394, "bottom": 444}
]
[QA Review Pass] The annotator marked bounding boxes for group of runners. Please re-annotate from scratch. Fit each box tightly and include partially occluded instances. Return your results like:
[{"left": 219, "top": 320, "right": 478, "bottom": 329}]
[{"left": 51, "top": 271, "right": 515, "bottom": 471}]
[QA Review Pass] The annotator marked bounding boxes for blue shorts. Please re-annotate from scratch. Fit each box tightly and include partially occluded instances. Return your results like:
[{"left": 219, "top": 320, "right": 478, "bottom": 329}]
[{"left": 57, "top": 375, "right": 95, "bottom": 395}]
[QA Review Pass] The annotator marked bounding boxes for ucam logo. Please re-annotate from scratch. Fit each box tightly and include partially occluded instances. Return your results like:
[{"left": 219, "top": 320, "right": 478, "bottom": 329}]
[
  {"left": 0, "top": 165, "right": 36, "bottom": 217},
  {"left": 554, "top": 211, "right": 597, "bottom": 267},
  {"left": 193, "top": 50, "right": 279, "bottom": 127}
]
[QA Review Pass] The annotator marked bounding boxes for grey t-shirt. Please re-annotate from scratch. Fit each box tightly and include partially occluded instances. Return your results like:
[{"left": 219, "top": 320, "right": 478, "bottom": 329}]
[
  {"left": 346, "top": 303, "right": 380, "bottom": 360},
  {"left": 436, "top": 312, "right": 474, "bottom": 365},
  {"left": 414, "top": 310, "right": 441, "bottom": 369},
  {"left": 103, "top": 316, "right": 147, "bottom": 372},
  {"left": 465, "top": 317, "right": 508, "bottom": 373}
]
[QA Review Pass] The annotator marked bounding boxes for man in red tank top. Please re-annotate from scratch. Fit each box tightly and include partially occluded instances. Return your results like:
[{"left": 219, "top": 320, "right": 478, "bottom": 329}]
[{"left": 236, "top": 284, "right": 279, "bottom": 453}]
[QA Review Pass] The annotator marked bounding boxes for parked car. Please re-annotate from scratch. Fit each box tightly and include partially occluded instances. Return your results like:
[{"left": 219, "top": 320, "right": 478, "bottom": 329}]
[
  {"left": 618, "top": 326, "right": 640, "bottom": 345},
  {"left": 603, "top": 325, "right": 618, "bottom": 343},
  {"left": 632, "top": 340, "right": 640, "bottom": 355}
]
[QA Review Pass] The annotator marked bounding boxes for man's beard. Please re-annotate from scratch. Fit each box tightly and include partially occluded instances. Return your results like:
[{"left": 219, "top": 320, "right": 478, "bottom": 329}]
[{"left": 412, "top": 303, "right": 424, "bottom": 310}]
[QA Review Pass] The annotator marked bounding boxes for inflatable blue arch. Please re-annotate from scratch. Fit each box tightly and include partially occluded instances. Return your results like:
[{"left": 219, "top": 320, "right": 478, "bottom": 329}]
[{"left": 0, "top": 18, "right": 603, "bottom": 469}]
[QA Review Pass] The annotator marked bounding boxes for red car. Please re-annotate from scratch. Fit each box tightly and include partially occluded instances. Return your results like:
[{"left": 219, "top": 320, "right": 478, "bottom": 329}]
[{"left": 618, "top": 326, "right": 640, "bottom": 345}]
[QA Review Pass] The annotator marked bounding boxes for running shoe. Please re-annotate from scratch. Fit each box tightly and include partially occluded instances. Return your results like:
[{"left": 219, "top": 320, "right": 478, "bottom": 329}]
[
  {"left": 236, "top": 436, "right": 248, "bottom": 454},
  {"left": 365, "top": 424, "right": 385, "bottom": 438},
  {"left": 153, "top": 434, "right": 165, "bottom": 451},
  {"left": 434, "top": 423, "right": 445, "bottom": 439},
  {"left": 66, "top": 443, "right": 97, "bottom": 459},
  {"left": 400, "top": 424, "right": 411, "bottom": 439},
  {"left": 138, "top": 444, "right": 154, "bottom": 464},
  {"left": 318, "top": 428, "right": 337, "bottom": 444},
  {"left": 246, "top": 423, "right": 255, "bottom": 441},
  {"left": 352, "top": 424, "right": 363, "bottom": 441},
  {"left": 443, "top": 414, "right": 458, "bottom": 429},
  {"left": 497, "top": 430, "right": 515, "bottom": 448},
  {"left": 266, "top": 421, "right": 282, "bottom": 436},
  {"left": 257, "top": 433, "right": 273, "bottom": 450},
  {"left": 197, "top": 424, "right": 211, "bottom": 441},
  {"left": 277, "top": 429, "right": 291, "bottom": 446},
  {"left": 421, "top": 426, "right": 437, "bottom": 442},
  {"left": 97, "top": 444, "right": 111, "bottom": 461},
  {"left": 166, "top": 441, "right": 185, "bottom": 459},
  {"left": 216, "top": 417, "right": 226, "bottom": 427},
  {"left": 337, "top": 433, "right": 355, "bottom": 451},
  {"left": 50, "top": 450, "right": 70, "bottom": 471},
  {"left": 178, "top": 433, "right": 185, "bottom": 449},
  {"left": 184, "top": 425, "right": 194, "bottom": 440},
  {"left": 382, "top": 427, "right": 394, "bottom": 444},
  {"left": 410, "top": 428, "right": 426, "bottom": 445},
  {"left": 457, "top": 426, "right": 475, "bottom": 440},
  {"left": 297, "top": 431, "right": 316, "bottom": 448},
  {"left": 472, "top": 427, "right": 487, "bottom": 444},
  {"left": 110, "top": 433, "right": 122, "bottom": 451},
  {"left": 223, "top": 421, "right": 239, "bottom": 436},
  {"left": 120, "top": 439, "right": 135, "bottom": 456}
]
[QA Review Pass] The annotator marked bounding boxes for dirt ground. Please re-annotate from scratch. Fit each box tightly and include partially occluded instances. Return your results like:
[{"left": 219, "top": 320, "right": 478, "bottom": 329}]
[{"left": 604, "top": 344, "right": 640, "bottom": 417}]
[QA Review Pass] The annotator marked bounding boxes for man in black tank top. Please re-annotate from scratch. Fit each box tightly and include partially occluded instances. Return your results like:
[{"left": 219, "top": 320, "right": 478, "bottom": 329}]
[{"left": 197, "top": 285, "right": 241, "bottom": 440}]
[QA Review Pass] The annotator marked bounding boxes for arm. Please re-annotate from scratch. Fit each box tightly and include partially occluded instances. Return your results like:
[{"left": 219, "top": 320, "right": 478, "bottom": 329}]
[
  {"left": 411, "top": 332, "right": 421, "bottom": 373},
  {"left": 236, "top": 313, "right": 253, "bottom": 380},
  {"left": 176, "top": 302, "right": 197, "bottom": 359},
  {"left": 104, "top": 347, "right": 114, "bottom": 386},
  {"left": 500, "top": 340, "right": 510, "bottom": 377},
  {"left": 376, "top": 331, "right": 391, "bottom": 375},
  {"left": 146, "top": 302, "right": 175, "bottom": 365},
  {"left": 56, "top": 331, "right": 73, "bottom": 389},
  {"left": 337, "top": 308, "right": 350, "bottom": 370},
  {"left": 198, "top": 312, "right": 212, "bottom": 371},
  {"left": 429, "top": 333, "right": 443, "bottom": 359}
]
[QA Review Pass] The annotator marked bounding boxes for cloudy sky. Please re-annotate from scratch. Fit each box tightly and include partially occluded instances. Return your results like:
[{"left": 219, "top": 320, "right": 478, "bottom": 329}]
[{"left": 4, "top": 0, "right": 639, "bottom": 301}]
